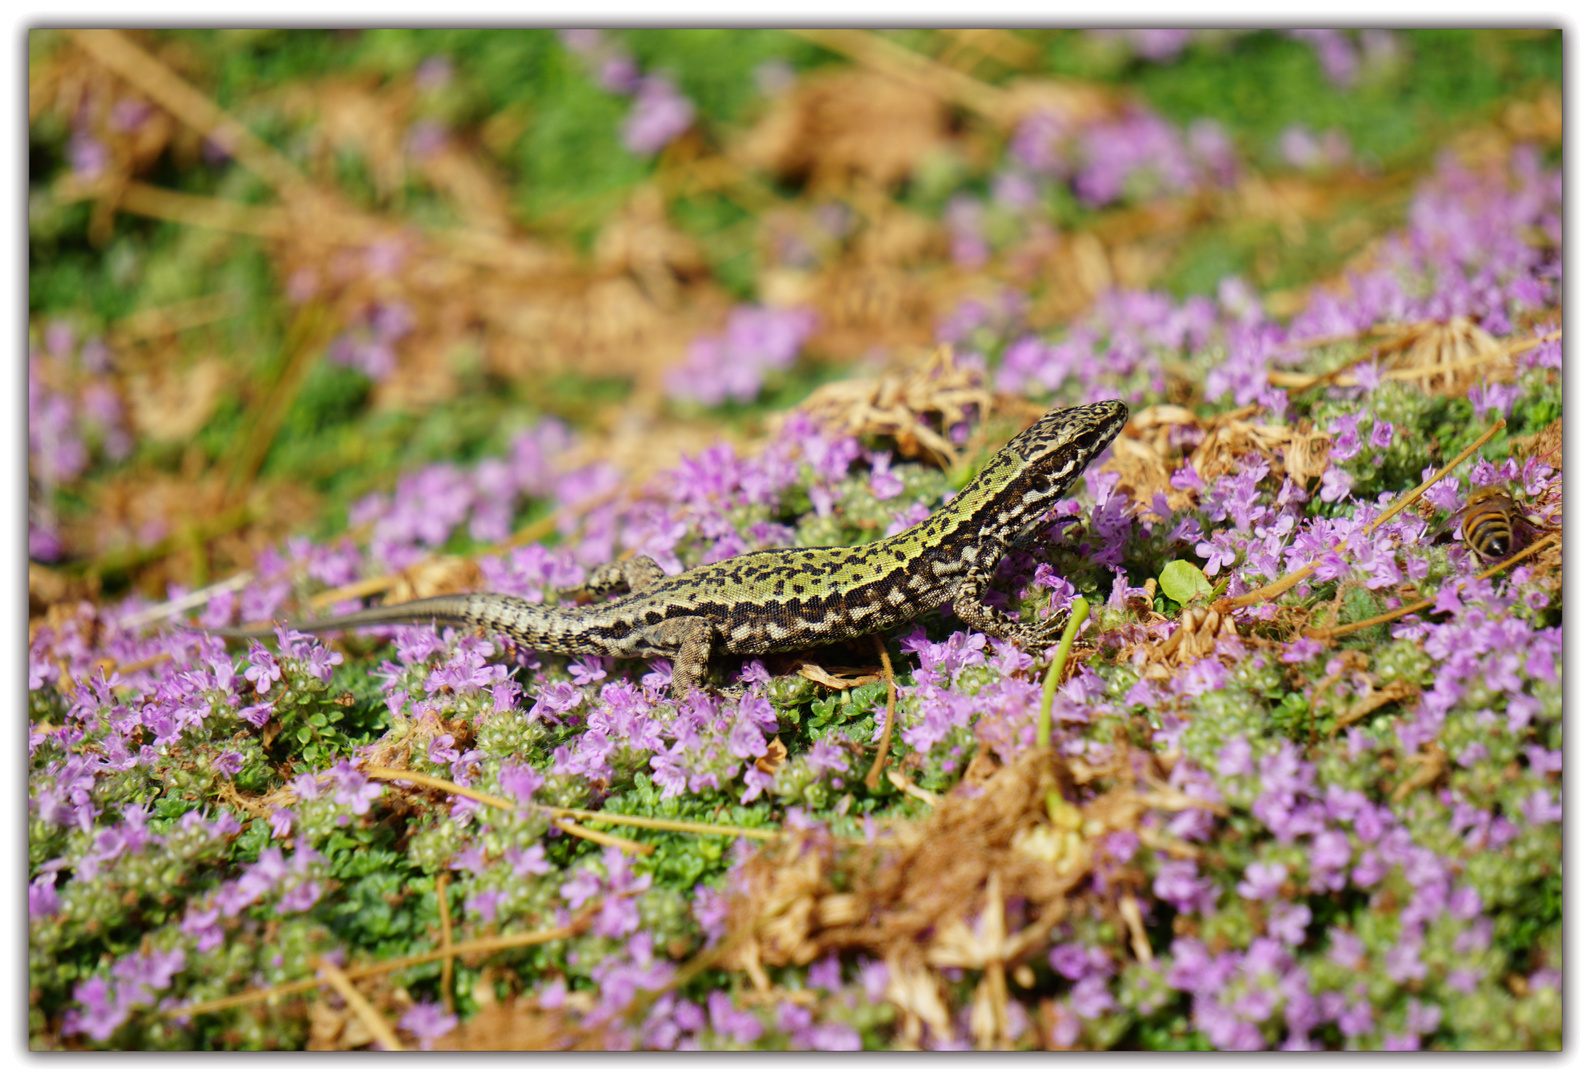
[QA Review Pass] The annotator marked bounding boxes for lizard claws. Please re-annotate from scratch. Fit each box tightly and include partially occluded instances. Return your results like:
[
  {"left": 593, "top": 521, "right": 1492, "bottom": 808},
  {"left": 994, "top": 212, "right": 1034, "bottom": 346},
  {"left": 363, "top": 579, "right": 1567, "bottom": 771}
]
[{"left": 1012, "top": 607, "right": 1078, "bottom": 652}]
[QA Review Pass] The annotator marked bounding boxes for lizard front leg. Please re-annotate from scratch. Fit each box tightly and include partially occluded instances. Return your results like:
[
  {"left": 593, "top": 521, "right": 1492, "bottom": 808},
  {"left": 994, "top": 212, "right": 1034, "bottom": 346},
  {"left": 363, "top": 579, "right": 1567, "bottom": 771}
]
[
  {"left": 642, "top": 616, "right": 718, "bottom": 699},
  {"left": 949, "top": 546, "right": 1039, "bottom": 648}
]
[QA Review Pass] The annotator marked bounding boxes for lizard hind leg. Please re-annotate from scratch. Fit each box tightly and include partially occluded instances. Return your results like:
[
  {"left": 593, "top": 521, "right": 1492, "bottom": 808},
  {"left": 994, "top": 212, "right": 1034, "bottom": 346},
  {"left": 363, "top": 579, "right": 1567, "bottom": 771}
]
[
  {"left": 581, "top": 556, "right": 668, "bottom": 596},
  {"left": 642, "top": 616, "right": 718, "bottom": 699}
]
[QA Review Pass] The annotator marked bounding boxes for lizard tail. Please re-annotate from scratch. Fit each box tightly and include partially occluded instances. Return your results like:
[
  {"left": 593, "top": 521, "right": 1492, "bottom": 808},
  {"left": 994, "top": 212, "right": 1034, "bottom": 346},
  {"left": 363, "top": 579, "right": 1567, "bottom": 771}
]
[{"left": 210, "top": 594, "right": 487, "bottom": 640}]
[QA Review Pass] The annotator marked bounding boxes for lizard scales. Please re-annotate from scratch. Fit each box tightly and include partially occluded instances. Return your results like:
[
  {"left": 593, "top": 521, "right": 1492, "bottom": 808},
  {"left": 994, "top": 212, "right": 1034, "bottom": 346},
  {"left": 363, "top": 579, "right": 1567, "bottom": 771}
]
[{"left": 262, "top": 400, "right": 1127, "bottom": 698}]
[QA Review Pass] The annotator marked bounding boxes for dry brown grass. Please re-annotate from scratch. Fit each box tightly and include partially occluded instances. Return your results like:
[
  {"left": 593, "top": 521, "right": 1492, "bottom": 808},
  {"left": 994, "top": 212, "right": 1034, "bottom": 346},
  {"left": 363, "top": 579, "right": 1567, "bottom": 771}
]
[{"left": 711, "top": 744, "right": 1216, "bottom": 1048}]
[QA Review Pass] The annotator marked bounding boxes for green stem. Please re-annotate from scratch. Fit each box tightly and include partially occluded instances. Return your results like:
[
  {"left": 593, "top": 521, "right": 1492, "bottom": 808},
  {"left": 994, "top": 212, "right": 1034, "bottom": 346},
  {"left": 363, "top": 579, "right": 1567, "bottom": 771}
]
[{"left": 1036, "top": 597, "right": 1090, "bottom": 752}]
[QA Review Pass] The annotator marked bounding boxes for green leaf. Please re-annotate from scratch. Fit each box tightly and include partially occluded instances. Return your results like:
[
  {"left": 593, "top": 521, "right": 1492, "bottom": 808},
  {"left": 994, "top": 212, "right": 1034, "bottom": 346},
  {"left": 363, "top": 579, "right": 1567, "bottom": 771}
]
[{"left": 1159, "top": 560, "right": 1214, "bottom": 605}]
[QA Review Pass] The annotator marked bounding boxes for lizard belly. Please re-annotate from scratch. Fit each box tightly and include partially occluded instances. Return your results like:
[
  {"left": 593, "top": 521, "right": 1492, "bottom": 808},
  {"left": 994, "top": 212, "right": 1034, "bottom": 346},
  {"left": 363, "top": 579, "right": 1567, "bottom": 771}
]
[{"left": 711, "top": 572, "right": 936, "bottom": 654}]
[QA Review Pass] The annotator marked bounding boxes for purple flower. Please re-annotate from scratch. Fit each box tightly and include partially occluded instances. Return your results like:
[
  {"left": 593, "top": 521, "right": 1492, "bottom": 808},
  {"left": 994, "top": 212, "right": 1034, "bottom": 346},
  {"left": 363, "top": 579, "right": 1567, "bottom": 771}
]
[
  {"left": 1523, "top": 745, "right": 1562, "bottom": 777},
  {"left": 738, "top": 765, "right": 776, "bottom": 805},
  {"left": 1236, "top": 861, "right": 1288, "bottom": 901},
  {"left": 1188, "top": 118, "right": 1240, "bottom": 185},
  {"left": 944, "top": 194, "right": 988, "bottom": 269},
  {"left": 1074, "top": 108, "right": 1197, "bottom": 206},
  {"left": 1049, "top": 1003, "right": 1081, "bottom": 1047},
  {"left": 325, "top": 760, "right": 382, "bottom": 815},
  {"left": 1288, "top": 29, "right": 1361, "bottom": 87},
  {"left": 559, "top": 29, "right": 605, "bottom": 56},
  {"left": 1319, "top": 466, "right": 1353, "bottom": 503},
  {"left": 1214, "top": 737, "right": 1253, "bottom": 777},
  {"left": 1153, "top": 859, "right": 1216, "bottom": 914},
  {"left": 1382, "top": 940, "right": 1428, "bottom": 983},
  {"left": 706, "top": 990, "right": 763, "bottom": 1045},
  {"left": 1195, "top": 531, "right": 1238, "bottom": 575},
  {"left": 278, "top": 878, "right": 323, "bottom": 913},
  {"left": 398, "top": 1001, "right": 457, "bottom": 1049},
  {"left": 1406, "top": 1000, "right": 1442, "bottom": 1035},
  {"left": 806, "top": 954, "right": 842, "bottom": 993},
  {"left": 238, "top": 702, "right": 273, "bottom": 728},
  {"left": 1469, "top": 380, "right": 1522, "bottom": 418},
  {"left": 62, "top": 977, "right": 127, "bottom": 1041},
  {"left": 427, "top": 735, "right": 459, "bottom": 765},
  {"left": 568, "top": 656, "right": 608, "bottom": 685},
  {"left": 886, "top": 501, "right": 931, "bottom": 536},
  {"left": 1326, "top": 927, "right": 1365, "bottom": 969},
  {"left": 498, "top": 761, "right": 544, "bottom": 803},
  {"left": 108, "top": 98, "right": 153, "bottom": 133},
  {"left": 1279, "top": 125, "right": 1351, "bottom": 170},
  {"left": 29, "top": 872, "right": 61, "bottom": 919},
  {"left": 414, "top": 55, "right": 454, "bottom": 90},
  {"left": 1268, "top": 903, "right": 1312, "bottom": 945},
  {"left": 593, "top": 893, "right": 642, "bottom": 938},
  {"left": 992, "top": 170, "right": 1038, "bottom": 210},
  {"left": 1519, "top": 789, "right": 1561, "bottom": 825},
  {"left": 868, "top": 452, "right": 904, "bottom": 500},
  {"left": 599, "top": 55, "right": 640, "bottom": 93},
  {"left": 1527, "top": 968, "right": 1561, "bottom": 993},
  {"left": 1050, "top": 942, "right": 1113, "bottom": 981},
  {"left": 68, "top": 132, "right": 109, "bottom": 179},
  {"left": 243, "top": 641, "right": 281, "bottom": 694},
  {"left": 560, "top": 867, "right": 604, "bottom": 909},
  {"left": 1093, "top": 28, "right": 1194, "bottom": 62},
  {"left": 268, "top": 807, "right": 296, "bottom": 839},
  {"left": 795, "top": 1022, "right": 862, "bottom": 1051},
  {"left": 622, "top": 75, "right": 694, "bottom": 156},
  {"left": 1070, "top": 974, "right": 1116, "bottom": 1019},
  {"left": 464, "top": 889, "right": 507, "bottom": 923},
  {"left": 506, "top": 844, "right": 552, "bottom": 877},
  {"left": 665, "top": 306, "right": 817, "bottom": 406},
  {"left": 727, "top": 695, "right": 772, "bottom": 760},
  {"left": 805, "top": 739, "right": 848, "bottom": 777},
  {"left": 1285, "top": 630, "right": 1336, "bottom": 664},
  {"left": 1309, "top": 830, "right": 1351, "bottom": 890}
]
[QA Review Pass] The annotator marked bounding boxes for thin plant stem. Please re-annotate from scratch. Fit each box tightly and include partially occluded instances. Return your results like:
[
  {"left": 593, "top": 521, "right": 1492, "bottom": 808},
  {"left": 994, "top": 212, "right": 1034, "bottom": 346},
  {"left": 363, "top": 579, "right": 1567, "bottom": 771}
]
[
  {"left": 1310, "top": 536, "right": 1556, "bottom": 639},
  {"left": 365, "top": 766, "right": 780, "bottom": 841},
  {"left": 316, "top": 960, "right": 408, "bottom": 1051},
  {"left": 864, "top": 633, "right": 898, "bottom": 789},
  {"left": 163, "top": 917, "right": 591, "bottom": 1019},
  {"left": 1220, "top": 417, "right": 1507, "bottom": 612},
  {"left": 1036, "top": 598, "right": 1090, "bottom": 751}
]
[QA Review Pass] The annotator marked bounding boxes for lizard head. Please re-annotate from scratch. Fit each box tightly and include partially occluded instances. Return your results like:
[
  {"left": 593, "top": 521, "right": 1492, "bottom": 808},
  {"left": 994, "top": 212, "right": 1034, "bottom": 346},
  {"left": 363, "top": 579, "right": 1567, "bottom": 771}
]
[
  {"left": 957, "top": 399, "right": 1127, "bottom": 545},
  {"left": 1009, "top": 399, "right": 1129, "bottom": 488}
]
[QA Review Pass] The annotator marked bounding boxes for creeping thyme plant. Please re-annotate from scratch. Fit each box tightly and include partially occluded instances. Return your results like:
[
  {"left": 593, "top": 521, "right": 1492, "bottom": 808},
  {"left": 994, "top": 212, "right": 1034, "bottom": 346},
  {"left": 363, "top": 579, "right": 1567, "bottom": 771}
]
[{"left": 29, "top": 29, "right": 1559, "bottom": 1050}]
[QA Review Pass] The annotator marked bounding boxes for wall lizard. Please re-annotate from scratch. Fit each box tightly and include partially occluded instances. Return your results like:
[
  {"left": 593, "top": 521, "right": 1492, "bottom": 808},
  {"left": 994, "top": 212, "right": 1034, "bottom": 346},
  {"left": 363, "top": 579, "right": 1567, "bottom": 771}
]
[{"left": 229, "top": 400, "right": 1127, "bottom": 698}]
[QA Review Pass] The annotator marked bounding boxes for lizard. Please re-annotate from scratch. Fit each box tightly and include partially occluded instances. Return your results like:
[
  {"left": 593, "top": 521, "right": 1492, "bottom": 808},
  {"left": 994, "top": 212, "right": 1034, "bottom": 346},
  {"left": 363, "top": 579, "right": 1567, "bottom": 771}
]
[{"left": 222, "top": 399, "right": 1128, "bottom": 699}]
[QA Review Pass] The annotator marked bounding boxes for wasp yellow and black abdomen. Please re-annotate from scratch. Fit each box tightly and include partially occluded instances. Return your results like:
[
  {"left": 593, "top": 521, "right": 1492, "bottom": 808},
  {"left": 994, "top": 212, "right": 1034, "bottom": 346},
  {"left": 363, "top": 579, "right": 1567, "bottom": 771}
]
[{"left": 1457, "top": 485, "right": 1521, "bottom": 562}]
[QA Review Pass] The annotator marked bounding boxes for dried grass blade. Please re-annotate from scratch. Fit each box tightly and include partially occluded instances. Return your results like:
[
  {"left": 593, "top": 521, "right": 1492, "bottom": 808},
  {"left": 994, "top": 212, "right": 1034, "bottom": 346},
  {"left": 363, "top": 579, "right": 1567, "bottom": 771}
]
[{"left": 316, "top": 960, "right": 408, "bottom": 1051}]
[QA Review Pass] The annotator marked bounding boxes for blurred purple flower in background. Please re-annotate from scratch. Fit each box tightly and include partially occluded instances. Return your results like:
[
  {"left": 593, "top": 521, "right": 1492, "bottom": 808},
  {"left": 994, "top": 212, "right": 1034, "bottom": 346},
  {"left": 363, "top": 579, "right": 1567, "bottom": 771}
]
[
  {"left": 944, "top": 194, "right": 989, "bottom": 268},
  {"left": 665, "top": 305, "right": 818, "bottom": 406},
  {"left": 1288, "top": 29, "right": 1362, "bottom": 87},
  {"left": 1089, "top": 28, "right": 1196, "bottom": 63},
  {"left": 623, "top": 75, "right": 696, "bottom": 156},
  {"left": 414, "top": 55, "right": 454, "bottom": 91},
  {"left": 558, "top": 29, "right": 696, "bottom": 157},
  {"left": 1279, "top": 126, "right": 1353, "bottom": 171},
  {"left": 68, "top": 132, "right": 109, "bottom": 179},
  {"left": 1004, "top": 103, "right": 1238, "bottom": 211}
]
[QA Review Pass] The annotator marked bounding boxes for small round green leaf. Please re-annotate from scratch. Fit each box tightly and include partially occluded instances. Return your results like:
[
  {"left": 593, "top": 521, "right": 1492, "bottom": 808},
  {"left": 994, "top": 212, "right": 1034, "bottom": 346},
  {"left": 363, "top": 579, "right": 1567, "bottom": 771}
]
[{"left": 1160, "top": 560, "right": 1214, "bottom": 605}]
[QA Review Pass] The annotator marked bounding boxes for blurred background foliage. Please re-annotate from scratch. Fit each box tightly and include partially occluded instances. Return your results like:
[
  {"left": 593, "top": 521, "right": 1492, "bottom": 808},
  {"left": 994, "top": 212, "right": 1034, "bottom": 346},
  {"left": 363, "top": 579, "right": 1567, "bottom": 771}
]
[{"left": 27, "top": 27, "right": 1561, "bottom": 601}]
